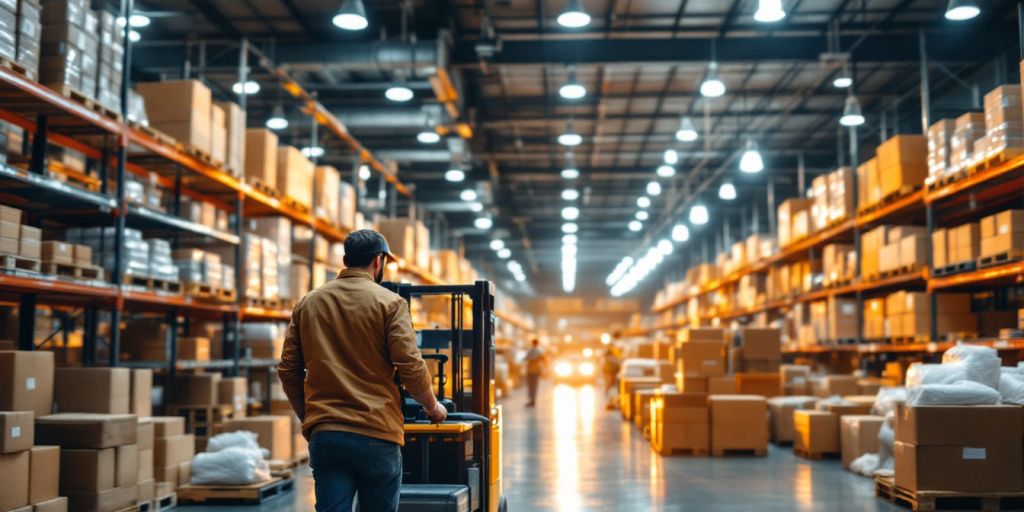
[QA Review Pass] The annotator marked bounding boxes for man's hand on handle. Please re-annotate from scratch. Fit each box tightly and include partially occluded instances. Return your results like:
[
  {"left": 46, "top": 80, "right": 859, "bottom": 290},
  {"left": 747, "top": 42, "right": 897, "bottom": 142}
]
[{"left": 425, "top": 401, "right": 448, "bottom": 423}]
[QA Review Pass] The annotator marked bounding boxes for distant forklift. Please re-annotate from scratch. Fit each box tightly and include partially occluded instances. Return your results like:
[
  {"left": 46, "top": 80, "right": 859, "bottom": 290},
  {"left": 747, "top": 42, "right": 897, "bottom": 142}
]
[{"left": 383, "top": 280, "right": 508, "bottom": 512}]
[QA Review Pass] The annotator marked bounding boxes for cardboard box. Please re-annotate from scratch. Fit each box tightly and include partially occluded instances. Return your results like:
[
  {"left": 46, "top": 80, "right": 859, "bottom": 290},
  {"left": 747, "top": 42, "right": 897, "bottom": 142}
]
[
  {"left": 137, "top": 478, "right": 155, "bottom": 502},
  {"left": 244, "top": 128, "right": 278, "bottom": 190},
  {"left": 0, "top": 349, "right": 53, "bottom": 418},
  {"left": 677, "top": 376, "right": 708, "bottom": 394},
  {"left": 375, "top": 218, "right": 416, "bottom": 262},
  {"left": 932, "top": 228, "right": 948, "bottom": 268},
  {"left": 150, "top": 417, "right": 185, "bottom": 438},
  {"left": 215, "top": 101, "right": 246, "bottom": 176},
  {"left": 114, "top": 444, "right": 138, "bottom": 488},
  {"left": 651, "top": 393, "right": 709, "bottom": 454},
  {"left": 276, "top": 146, "right": 314, "bottom": 209},
  {"left": 221, "top": 416, "right": 292, "bottom": 461},
  {"left": 153, "top": 464, "right": 178, "bottom": 486},
  {"left": 29, "top": 445, "right": 59, "bottom": 504},
  {"left": 59, "top": 448, "right": 115, "bottom": 491},
  {"left": 53, "top": 368, "right": 130, "bottom": 414},
  {"left": 0, "top": 450, "right": 29, "bottom": 510},
  {"left": 767, "top": 396, "right": 818, "bottom": 443},
  {"left": 856, "top": 158, "right": 881, "bottom": 208},
  {"left": 313, "top": 166, "right": 340, "bottom": 223},
  {"left": 708, "top": 395, "right": 768, "bottom": 453},
  {"left": 72, "top": 244, "right": 92, "bottom": 265},
  {"left": 136, "top": 80, "right": 211, "bottom": 123},
  {"left": 171, "top": 374, "right": 221, "bottom": 405},
  {"left": 64, "top": 484, "right": 137, "bottom": 512},
  {"left": 677, "top": 341, "right": 725, "bottom": 378},
  {"left": 794, "top": 410, "right": 839, "bottom": 454},
  {"left": 32, "top": 497, "right": 68, "bottom": 512},
  {"left": 40, "top": 241, "right": 72, "bottom": 265},
  {"left": 209, "top": 103, "right": 226, "bottom": 163},
  {"left": 1, "top": 410, "right": 33, "bottom": 452},
  {"left": 217, "top": 377, "right": 248, "bottom": 417},
  {"left": 177, "top": 337, "right": 210, "bottom": 361},
  {"left": 153, "top": 434, "right": 194, "bottom": 468},
  {"left": 137, "top": 449, "right": 153, "bottom": 482},
  {"left": 840, "top": 415, "right": 884, "bottom": 469},
  {"left": 878, "top": 135, "right": 927, "bottom": 197},
  {"left": 0, "top": 204, "right": 20, "bottom": 224},
  {"left": 777, "top": 198, "right": 813, "bottom": 247},
  {"left": 981, "top": 231, "right": 1024, "bottom": 258},
  {"left": 677, "top": 328, "right": 726, "bottom": 344},
  {"left": 895, "top": 441, "right": 1023, "bottom": 493},
  {"left": 899, "top": 234, "right": 929, "bottom": 268},
  {"left": 178, "top": 461, "right": 191, "bottom": 486},
  {"left": 951, "top": 222, "right": 980, "bottom": 263},
  {"left": 35, "top": 413, "right": 137, "bottom": 449},
  {"left": 129, "top": 369, "right": 151, "bottom": 418},
  {"left": 736, "top": 373, "right": 781, "bottom": 397},
  {"left": 738, "top": 328, "right": 780, "bottom": 361},
  {"left": 820, "top": 375, "right": 859, "bottom": 397},
  {"left": 707, "top": 376, "right": 736, "bottom": 394}
]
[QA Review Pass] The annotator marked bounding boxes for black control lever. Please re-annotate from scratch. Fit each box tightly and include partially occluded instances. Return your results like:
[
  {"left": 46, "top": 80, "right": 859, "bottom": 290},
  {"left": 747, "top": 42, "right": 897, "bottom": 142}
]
[{"left": 421, "top": 353, "right": 449, "bottom": 399}]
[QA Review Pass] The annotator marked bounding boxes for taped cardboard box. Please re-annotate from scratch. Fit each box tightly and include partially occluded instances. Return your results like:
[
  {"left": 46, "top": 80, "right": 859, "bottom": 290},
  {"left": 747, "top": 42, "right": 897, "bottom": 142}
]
[
  {"left": 0, "top": 450, "right": 29, "bottom": 510},
  {"left": 840, "top": 415, "right": 883, "bottom": 469},
  {"left": 53, "top": 368, "right": 130, "bottom": 415},
  {"left": 29, "top": 445, "right": 59, "bottom": 504},
  {"left": 767, "top": 396, "right": 818, "bottom": 443},
  {"left": 0, "top": 350, "right": 54, "bottom": 417},
  {"left": 59, "top": 448, "right": 115, "bottom": 492},
  {"left": 35, "top": 413, "right": 138, "bottom": 449},
  {"left": 709, "top": 395, "right": 768, "bottom": 452},
  {"left": 1, "top": 410, "right": 33, "bottom": 452}
]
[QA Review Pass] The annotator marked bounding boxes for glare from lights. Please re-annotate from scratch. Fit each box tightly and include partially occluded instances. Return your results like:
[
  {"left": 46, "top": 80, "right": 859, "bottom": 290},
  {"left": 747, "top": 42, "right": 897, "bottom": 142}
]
[
  {"left": 557, "top": 0, "right": 592, "bottom": 28},
  {"left": 468, "top": 202, "right": 483, "bottom": 212},
  {"left": 739, "top": 140, "right": 765, "bottom": 173},
  {"left": 385, "top": 85, "right": 414, "bottom": 102},
  {"left": 719, "top": 181, "right": 737, "bottom": 200},
  {"left": 562, "top": 223, "right": 579, "bottom": 234},
  {"left": 601, "top": 332, "right": 611, "bottom": 344},
  {"left": 561, "top": 207, "right": 580, "bottom": 220},
  {"left": 562, "top": 189, "right": 580, "bottom": 201},
  {"left": 559, "top": 71, "right": 587, "bottom": 100},
  {"left": 417, "top": 131, "right": 441, "bottom": 144},
  {"left": 945, "top": 0, "right": 980, "bottom": 20},
  {"left": 358, "top": 165, "right": 372, "bottom": 181},
  {"left": 301, "top": 146, "right": 325, "bottom": 158},
  {"left": 117, "top": 14, "right": 151, "bottom": 27},
  {"left": 689, "top": 204, "right": 709, "bottom": 225},
  {"left": 474, "top": 217, "right": 494, "bottom": 230},
  {"left": 460, "top": 189, "right": 478, "bottom": 202},
  {"left": 700, "top": 62, "right": 726, "bottom": 98},
  {"left": 497, "top": 248, "right": 512, "bottom": 259},
  {"left": 839, "top": 94, "right": 866, "bottom": 127},
  {"left": 635, "top": 211, "right": 649, "bottom": 221},
  {"left": 128, "top": 30, "right": 141, "bottom": 42},
  {"left": 658, "top": 239, "right": 674, "bottom": 256},
  {"left": 628, "top": 220, "right": 642, "bottom": 232},
  {"left": 232, "top": 80, "right": 260, "bottom": 95},
  {"left": 646, "top": 181, "right": 662, "bottom": 196},
  {"left": 606, "top": 256, "right": 634, "bottom": 286},
  {"left": 833, "top": 65, "right": 853, "bottom": 89},
  {"left": 656, "top": 164, "right": 677, "bottom": 178},
  {"left": 558, "top": 132, "right": 582, "bottom": 147},
  {"left": 265, "top": 105, "right": 288, "bottom": 130},
  {"left": 664, "top": 149, "right": 679, "bottom": 165},
  {"left": 444, "top": 168, "right": 466, "bottom": 182},
  {"left": 637, "top": 197, "right": 651, "bottom": 209},
  {"left": 675, "top": 117, "right": 699, "bottom": 142},
  {"left": 490, "top": 240, "right": 505, "bottom": 251},
  {"left": 671, "top": 224, "right": 690, "bottom": 242},
  {"left": 562, "top": 234, "right": 578, "bottom": 244},
  {"left": 333, "top": 0, "right": 369, "bottom": 30},
  {"left": 754, "top": 0, "right": 786, "bottom": 22}
]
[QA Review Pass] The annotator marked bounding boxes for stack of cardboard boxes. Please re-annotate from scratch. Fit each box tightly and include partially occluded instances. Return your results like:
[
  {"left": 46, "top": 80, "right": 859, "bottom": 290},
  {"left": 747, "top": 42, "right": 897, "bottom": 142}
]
[
  {"left": 675, "top": 328, "right": 726, "bottom": 393},
  {"left": 649, "top": 391, "right": 708, "bottom": 455},
  {"left": 151, "top": 417, "right": 193, "bottom": 492},
  {"left": 0, "top": 205, "right": 42, "bottom": 262},
  {"left": 932, "top": 221, "right": 980, "bottom": 271},
  {"left": 855, "top": 158, "right": 881, "bottom": 211},
  {"left": 822, "top": 243, "right": 856, "bottom": 287},
  {"left": 950, "top": 113, "right": 986, "bottom": 173},
  {"left": 927, "top": 119, "right": 956, "bottom": 183},
  {"left": 777, "top": 198, "right": 813, "bottom": 248},
  {"left": 980, "top": 209, "right": 1024, "bottom": 261},
  {"left": 277, "top": 146, "right": 315, "bottom": 211},
  {"left": 10, "top": 0, "right": 41, "bottom": 81},
  {"left": 878, "top": 226, "right": 928, "bottom": 275},
  {"left": 877, "top": 135, "right": 928, "bottom": 201},
  {"left": 766, "top": 396, "right": 817, "bottom": 444},
  {"left": 983, "top": 85, "right": 1024, "bottom": 159},
  {"left": 137, "top": 80, "right": 215, "bottom": 158}
]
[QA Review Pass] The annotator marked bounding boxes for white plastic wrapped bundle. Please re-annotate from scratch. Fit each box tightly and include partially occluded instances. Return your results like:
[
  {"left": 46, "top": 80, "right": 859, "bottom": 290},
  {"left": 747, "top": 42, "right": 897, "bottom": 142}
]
[
  {"left": 875, "top": 412, "right": 896, "bottom": 472},
  {"left": 905, "top": 363, "right": 967, "bottom": 388},
  {"left": 206, "top": 431, "right": 261, "bottom": 453},
  {"left": 999, "top": 369, "right": 1024, "bottom": 405},
  {"left": 190, "top": 447, "right": 271, "bottom": 486},
  {"left": 871, "top": 387, "right": 907, "bottom": 417},
  {"left": 850, "top": 453, "right": 881, "bottom": 477},
  {"left": 814, "top": 395, "right": 852, "bottom": 411},
  {"left": 942, "top": 343, "right": 1001, "bottom": 389},
  {"left": 906, "top": 379, "right": 1001, "bottom": 406}
]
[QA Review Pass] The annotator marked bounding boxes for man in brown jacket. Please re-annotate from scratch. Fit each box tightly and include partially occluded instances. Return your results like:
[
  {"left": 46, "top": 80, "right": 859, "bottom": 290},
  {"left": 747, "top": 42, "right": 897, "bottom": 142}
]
[{"left": 279, "top": 229, "right": 447, "bottom": 512}]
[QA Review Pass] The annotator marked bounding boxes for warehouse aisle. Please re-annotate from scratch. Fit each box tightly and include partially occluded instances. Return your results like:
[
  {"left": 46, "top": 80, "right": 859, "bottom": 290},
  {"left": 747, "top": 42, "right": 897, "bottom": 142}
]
[{"left": 502, "top": 383, "right": 901, "bottom": 512}]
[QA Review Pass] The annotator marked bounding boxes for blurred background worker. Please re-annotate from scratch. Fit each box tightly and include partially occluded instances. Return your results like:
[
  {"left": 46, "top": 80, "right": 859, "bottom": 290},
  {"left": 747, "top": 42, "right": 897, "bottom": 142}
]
[
  {"left": 602, "top": 348, "right": 621, "bottom": 409},
  {"left": 278, "top": 229, "right": 448, "bottom": 512},
  {"left": 524, "top": 338, "right": 547, "bottom": 407}
]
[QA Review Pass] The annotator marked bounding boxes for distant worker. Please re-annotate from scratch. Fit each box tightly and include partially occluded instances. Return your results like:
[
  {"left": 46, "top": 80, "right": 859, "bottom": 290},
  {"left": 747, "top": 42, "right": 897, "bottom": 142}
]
[
  {"left": 524, "top": 338, "right": 547, "bottom": 407},
  {"left": 279, "top": 229, "right": 448, "bottom": 512},
  {"left": 602, "top": 348, "right": 621, "bottom": 408}
]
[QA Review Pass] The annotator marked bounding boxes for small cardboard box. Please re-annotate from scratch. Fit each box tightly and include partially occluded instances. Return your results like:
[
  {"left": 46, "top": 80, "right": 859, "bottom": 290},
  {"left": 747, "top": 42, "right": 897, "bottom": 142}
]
[
  {"left": 708, "top": 395, "right": 768, "bottom": 453},
  {"left": 0, "top": 410, "right": 33, "bottom": 452},
  {"left": 53, "top": 368, "right": 131, "bottom": 414},
  {"left": 221, "top": 416, "right": 292, "bottom": 461},
  {"left": 40, "top": 241, "right": 72, "bottom": 265},
  {"left": 129, "top": 369, "right": 151, "bottom": 418},
  {"left": 153, "top": 434, "right": 194, "bottom": 468},
  {"left": 115, "top": 444, "right": 138, "bottom": 487},
  {"left": 35, "top": 413, "right": 138, "bottom": 449},
  {"left": 794, "top": 410, "right": 839, "bottom": 454},
  {"left": 171, "top": 374, "right": 221, "bottom": 406},
  {"left": 72, "top": 243, "right": 91, "bottom": 265},
  {"left": 0, "top": 450, "right": 29, "bottom": 510},
  {"left": 707, "top": 376, "right": 736, "bottom": 395},
  {"left": 244, "top": 128, "right": 278, "bottom": 190},
  {"left": 840, "top": 415, "right": 884, "bottom": 469},
  {"left": 29, "top": 445, "right": 59, "bottom": 504},
  {"left": 767, "top": 396, "right": 818, "bottom": 443},
  {"left": 677, "top": 341, "right": 725, "bottom": 378},
  {"left": 64, "top": 484, "right": 137, "bottom": 512},
  {"left": 150, "top": 417, "right": 185, "bottom": 438},
  {"left": 951, "top": 222, "right": 980, "bottom": 263},
  {"left": 59, "top": 448, "right": 115, "bottom": 492}
]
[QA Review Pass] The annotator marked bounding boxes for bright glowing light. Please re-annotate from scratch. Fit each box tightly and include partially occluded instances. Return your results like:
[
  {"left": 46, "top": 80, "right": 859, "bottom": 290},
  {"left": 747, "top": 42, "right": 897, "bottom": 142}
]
[
  {"left": 562, "top": 189, "right": 580, "bottom": 201},
  {"left": 664, "top": 149, "right": 679, "bottom": 165},
  {"left": 468, "top": 202, "right": 483, "bottom": 212},
  {"left": 460, "top": 189, "right": 478, "bottom": 201},
  {"left": 689, "top": 205, "right": 709, "bottom": 225},
  {"left": 637, "top": 197, "right": 651, "bottom": 209},
  {"left": 675, "top": 117, "right": 699, "bottom": 142},
  {"left": 658, "top": 239, "right": 674, "bottom": 255},
  {"left": 558, "top": 132, "right": 583, "bottom": 147},
  {"left": 840, "top": 94, "right": 866, "bottom": 127},
  {"left": 628, "top": 220, "right": 642, "bottom": 232},
  {"left": 700, "top": 62, "right": 726, "bottom": 98},
  {"left": 562, "top": 223, "right": 579, "bottom": 234},
  {"left": 754, "top": 0, "right": 786, "bottom": 22},
  {"left": 557, "top": 0, "right": 591, "bottom": 28},
  {"left": 579, "top": 362, "right": 595, "bottom": 376},
  {"left": 555, "top": 362, "right": 573, "bottom": 377},
  {"left": 129, "top": 30, "right": 141, "bottom": 42},
  {"left": 601, "top": 332, "right": 611, "bottom": 344},
  {"left": 656, "top": 165, "right": 676, "bottom": 178},
  {"left": 719, "top": 182, "right": 737, "bottom": 200},
  {"left": 232, "top": 80, "right": 260, "bottom": 95},
  {"left": 559, "top": 71, "right": 587, "bottom": 99},
  {"left": 358, "top": 165, "right": 372, "bottom": 181},
  {"left": 417, "top": 131, "right": 441, "bottom": 144},
  {"left": 117, "top": 14, "right": 151, "bottom": 27},
  {"left": 474, "top": 217, "right": 493, "bottom": 230},
  {"left": 333, "top": 0, "right": 369, "bottom": 30},
  {"left": 739, "top": 140, "right": 765, "bottom": 173},
  {"left": 583, "top": 348, "right": 594, "bottom": 358},
  {"left": 945, "top": 0, "right": 980, "bottom": 20},
  {"left": 672, "top": 223, "right": 690, "bottom": 242},
  {"left": 636, "top": 211, "right": 649, "bottom": 221},
  {"left": 445, "top": 169, "right": 466, "bottom": 182},
  {"left": 265, "top": 105, "right": 288, "bottom": 130},
  {"left": 385, "top": 85, "right": 414, "bottom": 102},
  {"left": 490, "top": 240, "right": 505, "bottom": 251},
  {"left": 562, "top": 207, "right": 580, "bottom": 220},
  {"left": 301, "top": 146, "right": 325, "bottom": 158},
  {"left": 563, "top": 234, "right": 578, "bottom": 244},
  {"left": 647, "top": 181, "right": 662, "bottom": 196},
  {"left": 833, "top": 71, "right": 853, "bottom": 89},
  {"left": 497, "top": 248, "right": 511, "bottom": 259},
  {"left": 561, "top": 167, "right": 580, "bottom": 179}
]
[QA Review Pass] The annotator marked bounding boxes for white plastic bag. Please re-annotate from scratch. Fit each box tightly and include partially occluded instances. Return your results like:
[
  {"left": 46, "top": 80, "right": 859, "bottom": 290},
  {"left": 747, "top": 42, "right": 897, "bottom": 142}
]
[
  {"left": 906, "top": 379, "right": 1001, "bottom": 406},
  {"left": 850, "top": 453, "right": 880, "bottom": 477},
  {"left": 871, "top": 387, "right": 907, "bottom": 417},
  {"left": 999, "top": 370, "right": 1024, "bottom": 405},
  {"left": 875, "top": 412, "right": 896, "bottom": 472},
  {"left": 190, "top": 447, "right": 271, "bottom": 485},
  {"left": 942, "top": 343, "right": 1001, "bottom": 389},
  {"left": 905, "top": 363, "right": 967, "bottom": 388},
  {"left": 206, "top": 431, "right": 261, "bottom": 453}
]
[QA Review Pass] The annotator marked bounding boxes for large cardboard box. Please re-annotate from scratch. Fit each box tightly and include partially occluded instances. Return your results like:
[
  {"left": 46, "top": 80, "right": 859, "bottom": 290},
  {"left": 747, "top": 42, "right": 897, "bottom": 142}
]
[
  {"left": 767, "top": 396, "right": 818, "bottom": 444},
  {"left": 53, "top": 368, "right": 130, "bottom": 414},
  {"left": 171, "top": 374, "right": 221, "bottom": 406},
  {"left": 153, "top": 434, "right": 194, "bottom": 468},
  {"left": 0, "top": 450, "right": 29, "bottom": 510},
  {"left": 951, "top": 222, "right": 980, "bottom": 263},
  {"left": 150, "top": 417, "right": 184, "bottom": 438},
  {"left": 819, "top": 375, "right": 859, "bottom": 398},
  {"left": 136, "top": 80, "right": 211, "bottom": 123},
  {"left": 708, "top": 395, "right": 768, "bottom": 453},
  {"left": 375, "top": 218, "right": 416, "bottom": 262},
  {"left": 0, "top": 350, "right": 54, "bottom": 417},
  {"left": 129, "top": 369, "right": 151, "bottom": 418},
  {"left": 114, "top": 444, "right": 137, "bottom": 488},
  {"left": 677, "top": 376, "right": 708, "bottom": 394},
  {"left": 677, "top": 341, "right": 725, "bottom": 378},
  {"left": 1, "top": 410, "right": 33, "bottom": 452},
  {"left": 217, "top": 377, "right": 248, "bottom": 417},
  {"left": 276, "top": 146, "right": 314, "bottom": 209},
  {"left": 619, "top": 378, "right": 661, "bottom": 420},
  {"left": 840, "top": 415, "right": 884, "bottom": 469},
  {"left": 59, "top": 448, "right": 115, "bottom": 491},
  {"left": 899, "top": 234, "right": 929, "bottom": 268},
  {"left": 878, "top": 135, "right": 927, "bottom": 197},
  {"left": 777, "top": 198, "right": 813, "bottom": 247},
  {"left": 244, "top": 129, "right": 278, "bottom": 190},
  {"left": 738, "top": 328, "right": 779, "bottom": 361},
  {"left": 736, "top": 373, "right": 781, "bottom": 398},
  {"left": 221, "top": 416, "right": 292, "bottom": 461},
  {"left": 29, "top": 445, "right": 59, "bottom": 504},
  {"left": 32, "top": 496, "right": 67, "bottom": 512},
  {"left": 35, "top": 414, "right": 137, "bottom": 449},
  {"left": 794, "top": 410, "right": 839, "bottom": 454},
  {"left": 651, "top": 393, "right": 709, "bottom": 454},
  {"left": 707, "top": 376, "right": 736, "bottom": 395},
  {"left": 64, "top": 484, "right": 137, "bottom": 512}
]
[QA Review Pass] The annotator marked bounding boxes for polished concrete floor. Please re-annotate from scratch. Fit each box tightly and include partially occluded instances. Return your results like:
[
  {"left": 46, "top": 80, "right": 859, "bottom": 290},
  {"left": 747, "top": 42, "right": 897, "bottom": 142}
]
[{"left": 184, "top": 381, "right": 901, "bottom": 511}]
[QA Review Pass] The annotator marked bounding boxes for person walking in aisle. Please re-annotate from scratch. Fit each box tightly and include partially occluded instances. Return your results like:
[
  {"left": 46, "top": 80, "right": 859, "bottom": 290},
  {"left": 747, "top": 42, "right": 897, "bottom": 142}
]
[
  {"left": 278, "top": 229, "right": 448, "bottom": 512},
  {"left": 524, "top": 338, "right": 547, "bottom": 407}
]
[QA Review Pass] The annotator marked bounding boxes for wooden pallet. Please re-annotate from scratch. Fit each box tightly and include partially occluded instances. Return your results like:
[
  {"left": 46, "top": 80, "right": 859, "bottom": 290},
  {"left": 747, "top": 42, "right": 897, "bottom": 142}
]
[
  {"left": 933, "top": 260, "right": 977, "bottom": 277},
  {"left": 0, "top": 56, "right": 29, "bottom": 77},
  {"left": 45, "top": 82, "right": 123, "bottom": 123},
  {"left": 169, "top": 404, "right": 236, "bottom": 438},
  {"left": 876, "top": 474, "right": 1024, "bottom": 511},
  {"left": 794, "top": 448, "right": 840, "bottom": 460},
  {"left": 176, "top": 477, "right": 294, "bottom": 505},
  {"left": 978, "top": 250, "right": 1024, "bottom": 269},
  {"left": 823, "top": 278, "right": 853, "bottom": 289},
  {"left": 711, "top": 448, "right": 767, "bottom": 457},
  {"left": 879, "top": 265, "right": 922, "bottom": 280},
  {"left": 972, "top": 148, "right": 1024, "bottom": 172},
  {"left": 926, "top": 169, "right": 969, "bottom": 191},
  {"left": 214, "top": 287, "right": 237, "bottom": 303},
  {"left": 858, "top": 185, "right": 922, "bottom": 215},
  {"left": 245, "top": 297, "right": 282, "bottom": 309},
  {"left": 41, "top": 261, "right": 104, "bottom": 281},
  {"left": 139, "top": 492, "right": 177, "bottom": 512},
  {"left": 246, "top": 177, "right": 278, "bottom": 198},
  {"left": 268, "top": 455, "right": 310, "bottom": 472},
  {"left": 653, "top": 446, "right": 709, "bottom": 457},
  {"left": 281, "top": 196, "right": 311, "bottom": 214},
  {"left": 123, "top": 274, "right": 184, "bottom": 294},
  {"left": 183, "top": 281, "right": 214, "bottom": 299},
  {"left": 0, "top": 254, "right": 41, "bottom": 273}
]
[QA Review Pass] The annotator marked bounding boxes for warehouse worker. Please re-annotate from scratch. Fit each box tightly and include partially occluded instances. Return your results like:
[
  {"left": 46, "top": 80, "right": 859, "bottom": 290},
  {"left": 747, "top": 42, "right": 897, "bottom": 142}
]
[
  {"left": 524, "top": 338, "right": 547, "bottom": 407},
  {"left": 279, "top": 229, "right": 447, "bottom": 512}
]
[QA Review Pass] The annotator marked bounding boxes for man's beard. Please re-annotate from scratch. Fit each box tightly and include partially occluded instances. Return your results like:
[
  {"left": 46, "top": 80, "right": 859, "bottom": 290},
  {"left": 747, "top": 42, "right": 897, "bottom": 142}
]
[{"left": 375, "top": 264, "right": 385, "bottom": 283}]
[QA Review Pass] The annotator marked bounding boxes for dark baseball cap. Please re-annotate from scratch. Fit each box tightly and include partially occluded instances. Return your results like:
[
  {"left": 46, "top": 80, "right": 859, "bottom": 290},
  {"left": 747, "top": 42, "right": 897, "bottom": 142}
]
[{"left": 344, "top": 229, "right": 398, "bottom": 262}]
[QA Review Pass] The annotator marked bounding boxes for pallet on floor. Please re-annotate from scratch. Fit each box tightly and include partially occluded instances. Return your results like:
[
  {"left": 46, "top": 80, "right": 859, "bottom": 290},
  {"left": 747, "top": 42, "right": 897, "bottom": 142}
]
[
  {"left": 176, "top": 477, "right": 294, "bottom": 505},
  {"left": 652, "top": 446, "right": 709, "bottom": 457},
  {"left": 794, "top": 448, "right": 839, "bottom": 461},
  {"left": 875, "top": 474, "right": 1024, "bottom": 511},
  {"left": 137, "top": 492, "right": 177, "bottom": 512},
  {"left": 41, "top": 261, "right": 104, "bottom": 281},
  {"left": 978, "top": 250, "right": 1024, "bottom": 269},
  {"left": 711, "top": 448, "right": 767, "bottom": 457},
  {"left": 0, "top": 254, "right": 41, "bottom": 273}
]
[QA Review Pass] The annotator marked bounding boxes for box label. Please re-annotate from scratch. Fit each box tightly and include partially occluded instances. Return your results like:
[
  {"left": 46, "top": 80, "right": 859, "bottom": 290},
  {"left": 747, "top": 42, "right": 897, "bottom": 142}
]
[
  {"left": 11, "top": 426, "right": 20, "bottom": 438},
  {"left": 962, "top": 447, "right": 986, "bottom": 460},
  {"left": 703, "top": 360, "right": 717, "bottom": 367},
  {"left": 26, "top": 377, "right": 35, "bottom": 390}
]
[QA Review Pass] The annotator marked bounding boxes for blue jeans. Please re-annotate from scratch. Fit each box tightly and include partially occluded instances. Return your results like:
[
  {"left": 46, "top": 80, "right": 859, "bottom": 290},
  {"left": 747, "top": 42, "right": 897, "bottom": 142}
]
[{"left": 309, "top": 430, "right": 403, "bottom": 512}]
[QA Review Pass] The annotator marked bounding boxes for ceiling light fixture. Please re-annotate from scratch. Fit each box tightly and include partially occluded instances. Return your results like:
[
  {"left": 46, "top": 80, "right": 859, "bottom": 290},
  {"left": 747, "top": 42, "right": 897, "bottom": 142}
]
[
  {"left": 700, "top": 62, "right": 726, "bottom": 98},
  {"left": 490, "top": 240, "right": 505, "bottom": 251},
  {"left": 385, "top": 84, "right": 414, "bottom": 102},
  {"left": 664, "top": 149, "right": 679, "bottom": 165},
  {"left": 562, "top": 222, "right": 579, "bottom": 234},
  {"left": 562, "top": 189, "right": 580, "bottom": 201},
  {"left": 559, "top": 69, "right": 587, "bottom": 100},
  {"left": 657, "top": 239, "right": 674, "bottom": 256},
  {"left": 637, "top": 197, "right": 651, "bottom": 209},
  {"left": 333, "top": 0, "right": 369, "bottom": 30},
  {"left": 445, "top": 168, "right": 466, "bottom": 182},
  {"left": 358, "top": 165, "right": 371, "bottom": 181},
  {"left": 563, "top": 234, "right": 578, "bottom": 244},
  {"left": 497, "top": 248, "right": 511, "bottom": 259},
  {"left": 646, "top": 181, "right": 662, "bottom": 196},
  {"left": 945, "top": 0, "right": 980, "bottom": 20},
  {"left": 689, "top": 205, "right": 709, "bottom": 225},
  {"left": 417, "top": 130, "right": 441, "bottom": 144},
  {"left": 301, "top": 146, "right": 325, "bottom": 159},
  {"left": 562, "top": 153, "right": 580, "bottom": 179},
  {"left": 739, "top": 139, "right": 765, "bottom": 173},
  {"left": 636, "top": 211, "right": 649, "bottom": 221},
  {"left": 657, "top": 164, "right": 677, "bottom": 178},
  {"left": 672, "top": 224, "right": 690, "bottom": 242},
  {"left": 129, "top": 30, "right": 141, "bottom": 42},
  {"left": 839, "top": 94, "right": 866, "bottom": 127},
  {"left": 469, "top": 202, "right": 483, "bottom": 212},
  {"left": 719, "top": 181, "right": 737, "bottom": 200},
  {"left": 833, "top": 63, "right": 853, "bottom": 89},
  {"left": 628, "top": 220, "right": 642, "bottom": 232},
  {"left": 474, "top": 217, "right": 493, "bottom": 230},
  {"left": 266, "top": 105, "right": 288, "bottom": 130},
  {"left": 675, "top": 117, "right": 699, "bottom": 142},
  {"left": 557, "top": 0, "right": 591, "bottom": 28},
  {"left": 460, "top": 189, "right": 478, "bottom": 202},
  {"left": 232, "top": 80, "right": 260, "bottom": 95},
  {"left": 754, "top": 0, "right": 786, "bottom": 22},
  {"left": 562, "top": 206, "right": 580, "bottom": 220},
  {"left": 117, "top": 14, "right": 151, "bottom": 27},
  {"left": 558, "top": 120, "right": 583, "bottom": 147}
]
